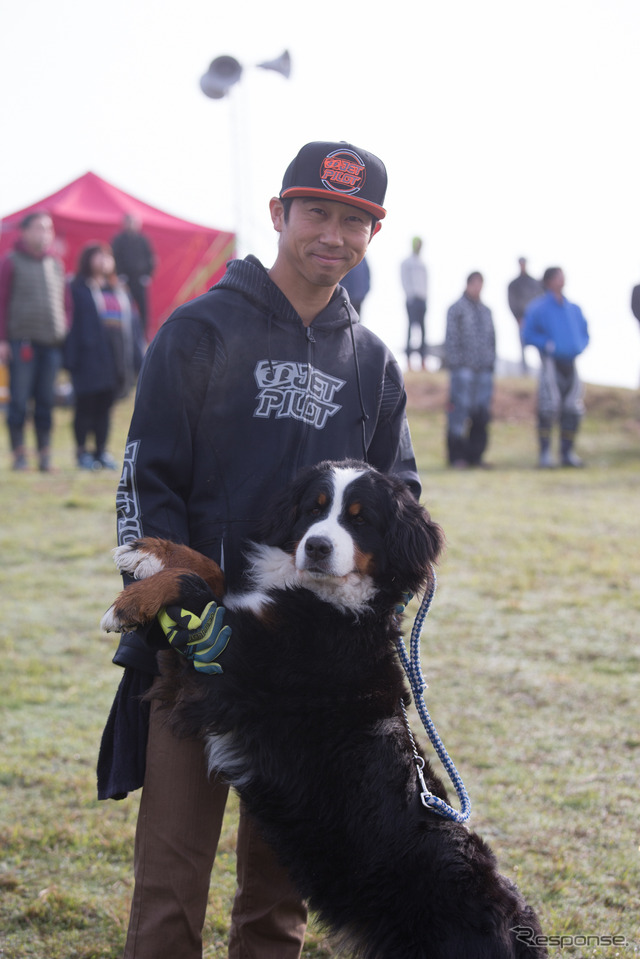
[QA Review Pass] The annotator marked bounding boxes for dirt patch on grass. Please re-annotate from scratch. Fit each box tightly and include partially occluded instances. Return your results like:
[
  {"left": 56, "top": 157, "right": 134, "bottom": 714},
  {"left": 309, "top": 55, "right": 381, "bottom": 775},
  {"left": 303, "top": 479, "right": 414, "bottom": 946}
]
[{"left": 405, "top": 372, "right": 640, "bottom": 425}]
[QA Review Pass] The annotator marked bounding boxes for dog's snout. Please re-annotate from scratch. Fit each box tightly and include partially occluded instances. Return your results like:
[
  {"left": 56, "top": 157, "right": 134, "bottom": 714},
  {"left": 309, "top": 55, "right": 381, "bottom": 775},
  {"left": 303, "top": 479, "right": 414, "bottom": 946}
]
[{"left": 304, "top": 536, "right": 333, "bottom": 562}]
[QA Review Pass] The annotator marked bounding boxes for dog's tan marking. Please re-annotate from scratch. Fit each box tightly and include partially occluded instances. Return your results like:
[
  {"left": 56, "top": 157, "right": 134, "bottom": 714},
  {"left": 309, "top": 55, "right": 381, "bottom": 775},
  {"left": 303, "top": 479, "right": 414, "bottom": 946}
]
[{"left": 354, "top": 546, "right": 375, "bottom": 576}]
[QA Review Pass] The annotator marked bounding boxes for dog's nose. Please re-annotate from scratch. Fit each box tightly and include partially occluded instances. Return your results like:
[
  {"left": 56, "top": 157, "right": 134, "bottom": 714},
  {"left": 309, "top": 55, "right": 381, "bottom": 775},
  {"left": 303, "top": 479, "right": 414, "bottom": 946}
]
[{"left": 304, "top": 536, "right": 333, "bottom": 562}]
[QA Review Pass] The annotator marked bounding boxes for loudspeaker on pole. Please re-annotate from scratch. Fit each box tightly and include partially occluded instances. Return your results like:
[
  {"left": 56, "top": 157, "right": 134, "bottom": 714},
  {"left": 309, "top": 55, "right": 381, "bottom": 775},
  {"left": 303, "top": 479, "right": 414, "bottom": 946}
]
[
  {"left": 200, "top": 55, "right": 243, "bottom": 99},
  {"left": 257, "top": 50, "right": 291, "bottom": 79}
]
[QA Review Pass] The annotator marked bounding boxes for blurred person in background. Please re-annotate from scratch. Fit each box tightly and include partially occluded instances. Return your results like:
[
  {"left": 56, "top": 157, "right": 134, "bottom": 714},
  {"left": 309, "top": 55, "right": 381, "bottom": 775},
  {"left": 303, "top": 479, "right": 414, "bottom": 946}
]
[
  {"left": 112, "top": 214, "right": 155, "bottom": 340},
  {"left": 444, "top": 271, "right": 496, "bottom": 468},
  {"left": 341, "top": 255, "right": 370, "bottom": 318},
  {"left": 507, "top": 256, "right": 542, "bottom": 372},
  {"left": 0, "top": 212, "right": 69, "bottom": 471},
  {"left": 523, "top": 266, "right": 589, "bottom": 468},
  {"left": 65, "top": 242, "right": 142, "bottom": 470},
  {"left": 400, "top": 236, "right": 428, "bottom": 370},
  {"left": 631, "top": 278, "right": 640, "bottom": 387}
]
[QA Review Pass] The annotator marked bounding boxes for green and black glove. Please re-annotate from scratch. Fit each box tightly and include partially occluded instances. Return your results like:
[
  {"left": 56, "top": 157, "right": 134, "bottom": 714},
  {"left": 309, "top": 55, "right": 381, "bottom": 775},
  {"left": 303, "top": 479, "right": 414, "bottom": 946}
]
[{"left": 157, "top": 601, "right": 231, "bottom": 674}]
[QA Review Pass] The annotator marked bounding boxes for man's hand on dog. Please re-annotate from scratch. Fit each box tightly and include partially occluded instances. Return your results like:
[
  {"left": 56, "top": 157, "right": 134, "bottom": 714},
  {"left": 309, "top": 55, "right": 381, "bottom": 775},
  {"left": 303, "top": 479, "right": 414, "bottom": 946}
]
[{"left": 158, "top": 602, "right": 232, "bottom": 674}]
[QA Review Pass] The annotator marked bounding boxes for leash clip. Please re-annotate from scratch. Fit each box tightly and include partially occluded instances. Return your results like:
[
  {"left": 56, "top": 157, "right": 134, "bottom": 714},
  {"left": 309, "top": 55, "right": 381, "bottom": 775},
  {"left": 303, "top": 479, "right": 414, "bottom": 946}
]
[{"left": 413, "top": 755, "right": 436, "bottom": 807}]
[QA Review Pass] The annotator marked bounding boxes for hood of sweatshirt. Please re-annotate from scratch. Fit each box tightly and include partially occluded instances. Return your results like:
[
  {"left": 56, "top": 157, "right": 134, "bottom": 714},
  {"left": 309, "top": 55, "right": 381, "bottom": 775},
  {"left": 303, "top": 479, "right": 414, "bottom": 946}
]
[{"left": 212, "top": 254, "right": 357, "bottom": 334}]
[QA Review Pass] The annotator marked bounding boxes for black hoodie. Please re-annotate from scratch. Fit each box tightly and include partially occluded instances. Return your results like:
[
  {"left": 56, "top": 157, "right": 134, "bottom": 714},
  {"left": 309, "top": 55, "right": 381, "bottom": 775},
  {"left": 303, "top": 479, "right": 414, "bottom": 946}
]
[{"left": 111, "top": 255, "right": 419, "bottom": 669}]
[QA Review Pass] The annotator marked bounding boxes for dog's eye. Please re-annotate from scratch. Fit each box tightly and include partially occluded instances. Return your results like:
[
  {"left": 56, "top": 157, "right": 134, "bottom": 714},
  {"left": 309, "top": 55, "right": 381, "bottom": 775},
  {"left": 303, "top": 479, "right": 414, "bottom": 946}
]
[
  {"left": 347, "top": 502, "right": 367, "bottom": 526},
  {"left": 306, "top": 493, "right": 328, "bottom": 518}
]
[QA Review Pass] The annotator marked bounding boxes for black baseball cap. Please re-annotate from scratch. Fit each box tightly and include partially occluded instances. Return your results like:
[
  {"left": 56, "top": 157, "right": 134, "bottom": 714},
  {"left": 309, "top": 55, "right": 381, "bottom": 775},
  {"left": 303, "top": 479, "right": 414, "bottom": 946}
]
[{"left": 280, "top": 141, "right": 387, "bottom": 220}]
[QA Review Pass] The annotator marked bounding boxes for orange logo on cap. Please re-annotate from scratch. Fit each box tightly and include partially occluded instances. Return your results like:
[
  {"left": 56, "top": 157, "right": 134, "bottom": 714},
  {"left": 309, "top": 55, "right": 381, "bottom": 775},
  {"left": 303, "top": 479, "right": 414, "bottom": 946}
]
[{"left": 319, "top": 148, "right": 366, "bottom": 196}]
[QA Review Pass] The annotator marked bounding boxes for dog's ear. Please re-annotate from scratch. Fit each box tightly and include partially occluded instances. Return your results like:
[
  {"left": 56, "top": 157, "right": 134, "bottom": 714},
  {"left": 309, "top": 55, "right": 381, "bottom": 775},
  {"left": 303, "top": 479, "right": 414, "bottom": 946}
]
[
  {"left": 384, "top": 482, "right": 445, "bottom": 594},
  {"left": 256, "top": 494, "right": 299, "bottom": 547},
  {"left": 255, "top": 467, "right": 312, "bottom": 547}
]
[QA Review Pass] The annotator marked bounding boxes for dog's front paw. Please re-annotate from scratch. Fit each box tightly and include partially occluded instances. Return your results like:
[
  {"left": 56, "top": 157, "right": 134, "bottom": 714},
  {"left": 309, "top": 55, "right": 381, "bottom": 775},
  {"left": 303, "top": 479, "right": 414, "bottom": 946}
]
[
  {"left": 101, "top": 569, "right": 217, "bottom": 634},
  {"left": 100, "top": 573, "right": 170, "bottom": 633},
  {"left": 101, "top": 604, "right": 125, "bottom": 633},
  {"left": 100, "top": 578, "right": 156, "bottom": 633}
]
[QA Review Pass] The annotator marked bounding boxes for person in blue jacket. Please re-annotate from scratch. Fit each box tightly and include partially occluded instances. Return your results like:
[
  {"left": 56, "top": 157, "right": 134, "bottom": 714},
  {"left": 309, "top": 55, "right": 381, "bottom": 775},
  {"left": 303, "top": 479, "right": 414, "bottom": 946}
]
[
  {"left": 522, "top": 266, "right": 589, "bottom": 467},
  {"left": 98, "top": 140, "right": 421, "bottom": 959}
]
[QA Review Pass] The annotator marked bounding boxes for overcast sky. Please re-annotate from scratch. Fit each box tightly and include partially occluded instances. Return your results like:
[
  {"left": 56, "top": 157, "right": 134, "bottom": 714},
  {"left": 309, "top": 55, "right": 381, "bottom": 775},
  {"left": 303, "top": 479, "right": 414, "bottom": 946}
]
[{"left": 2, "top": 0, "right": 640, "bottom": 387}]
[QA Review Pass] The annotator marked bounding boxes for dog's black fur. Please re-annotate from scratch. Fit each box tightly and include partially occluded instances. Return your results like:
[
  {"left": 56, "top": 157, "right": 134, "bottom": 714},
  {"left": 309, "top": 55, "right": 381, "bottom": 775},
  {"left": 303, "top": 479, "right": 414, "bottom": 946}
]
[{"left": 104, "top": 460, "right": 546, "bottom": 958}]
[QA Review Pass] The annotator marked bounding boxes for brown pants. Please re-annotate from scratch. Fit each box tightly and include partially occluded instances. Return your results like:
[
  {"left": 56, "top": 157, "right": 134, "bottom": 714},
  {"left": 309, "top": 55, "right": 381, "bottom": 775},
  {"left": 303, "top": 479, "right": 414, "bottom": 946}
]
[{"left": 123, "top": 690, "right": 308, "bottom": 959}]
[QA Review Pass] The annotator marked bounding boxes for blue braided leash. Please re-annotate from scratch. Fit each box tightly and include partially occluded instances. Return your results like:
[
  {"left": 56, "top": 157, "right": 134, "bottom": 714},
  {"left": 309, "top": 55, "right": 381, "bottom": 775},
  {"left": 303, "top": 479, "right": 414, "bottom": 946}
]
[{"left": 396, "top": 567, "right": 472, "bottom": 823}]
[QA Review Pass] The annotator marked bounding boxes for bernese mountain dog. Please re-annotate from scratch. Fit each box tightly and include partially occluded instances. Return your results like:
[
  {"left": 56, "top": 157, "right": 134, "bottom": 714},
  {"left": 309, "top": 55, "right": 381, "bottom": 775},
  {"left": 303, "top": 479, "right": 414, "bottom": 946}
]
[{"left": 102, "top": 459, "right": 546, "bottom": 959}]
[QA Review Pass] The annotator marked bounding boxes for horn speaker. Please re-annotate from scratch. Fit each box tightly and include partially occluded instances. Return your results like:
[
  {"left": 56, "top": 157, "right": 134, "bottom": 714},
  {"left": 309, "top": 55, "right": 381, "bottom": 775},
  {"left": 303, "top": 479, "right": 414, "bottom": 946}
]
[
  {"left": 257, "top": 50, "right": 291, "bottom": 79},
  {"left": 200, "top": 55, "right": 243, "bottom": 99}
]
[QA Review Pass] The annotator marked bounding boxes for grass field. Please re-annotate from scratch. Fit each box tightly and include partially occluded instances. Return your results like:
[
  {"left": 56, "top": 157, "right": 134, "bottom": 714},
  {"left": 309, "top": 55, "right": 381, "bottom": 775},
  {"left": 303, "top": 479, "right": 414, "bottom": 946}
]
[{"left": 1, "top": 372, "right": 639, "bottom": 958}]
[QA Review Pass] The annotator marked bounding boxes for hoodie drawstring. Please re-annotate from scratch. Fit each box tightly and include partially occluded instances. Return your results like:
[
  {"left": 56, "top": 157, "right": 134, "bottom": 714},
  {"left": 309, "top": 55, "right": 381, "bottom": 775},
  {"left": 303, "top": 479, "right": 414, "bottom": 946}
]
[
  {"left": 266, "top": 311, "right": 275, "bottom": 376},
  {"left": 346, "top": 300, "right": 369, "bottom": 462}
]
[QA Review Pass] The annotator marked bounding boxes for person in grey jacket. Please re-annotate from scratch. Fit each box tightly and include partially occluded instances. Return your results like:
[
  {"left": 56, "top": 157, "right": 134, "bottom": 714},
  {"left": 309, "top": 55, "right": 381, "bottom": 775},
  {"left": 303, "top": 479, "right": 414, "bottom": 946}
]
[
  {"left": 444, "top": 271, "right": 496, "bottom": 467},
  {"left": 400, "top": 236, "right": 428, "bottom": 370},
  {"left": 0, "top": 212, "right": 69, "bottom": 471},
  {"left": 99, "top": 140, "right": 421, "bottom": 959}
]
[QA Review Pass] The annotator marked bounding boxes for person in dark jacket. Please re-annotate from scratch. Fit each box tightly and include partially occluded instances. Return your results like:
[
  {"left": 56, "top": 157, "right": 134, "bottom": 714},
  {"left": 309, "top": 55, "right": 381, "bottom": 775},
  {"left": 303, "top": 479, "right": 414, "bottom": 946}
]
[
  {"left": 340, "top": 255, "right": 370, "bottom": 317},
  {"left": 631, "top": 282, "right": 640, "bottom": 326},
  {"left": 523, "top": 266, "right": 589, "bottom": 468},
  {"left": 111, "top": 214, "right": 155, "bottom": 339},
  {"left": 99, "top": 140, "right": 421, "bottom": 959},
  {"left": 507, "top": 257, "right": 543, "bottom": 372},
  {"left": 65, "top": 243, "right": 142, "bottom": 469},
  {"left": 444, "top": 271, "right": 496, "bottom": 468}
]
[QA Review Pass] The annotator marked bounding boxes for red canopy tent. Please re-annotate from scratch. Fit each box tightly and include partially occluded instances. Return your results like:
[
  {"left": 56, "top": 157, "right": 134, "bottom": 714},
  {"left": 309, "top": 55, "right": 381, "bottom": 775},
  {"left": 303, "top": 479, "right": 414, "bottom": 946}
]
[{"left": 0, "top": 171, "right": 236, "bottom": 340}]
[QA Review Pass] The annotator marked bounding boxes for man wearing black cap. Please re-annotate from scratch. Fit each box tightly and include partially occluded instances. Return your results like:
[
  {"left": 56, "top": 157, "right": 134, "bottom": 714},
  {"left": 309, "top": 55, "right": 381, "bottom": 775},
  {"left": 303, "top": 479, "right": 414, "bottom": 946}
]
[{"left": 99, "top": 141, "right": 420, "bottom": 959}]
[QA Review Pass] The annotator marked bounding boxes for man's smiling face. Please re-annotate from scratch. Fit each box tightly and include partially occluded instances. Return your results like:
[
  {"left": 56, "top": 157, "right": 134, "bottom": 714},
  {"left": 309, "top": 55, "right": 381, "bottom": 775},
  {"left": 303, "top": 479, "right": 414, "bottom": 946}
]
[{"left": 270, "top": 197, "right": 373, "bottom": 292}]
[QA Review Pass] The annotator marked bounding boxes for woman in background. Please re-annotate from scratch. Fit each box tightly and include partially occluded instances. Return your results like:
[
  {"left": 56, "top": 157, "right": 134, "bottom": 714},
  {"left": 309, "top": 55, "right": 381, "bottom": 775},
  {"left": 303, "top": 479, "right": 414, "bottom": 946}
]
[{"left": 66, "top": 242, "right": 142, "bottom": 469}]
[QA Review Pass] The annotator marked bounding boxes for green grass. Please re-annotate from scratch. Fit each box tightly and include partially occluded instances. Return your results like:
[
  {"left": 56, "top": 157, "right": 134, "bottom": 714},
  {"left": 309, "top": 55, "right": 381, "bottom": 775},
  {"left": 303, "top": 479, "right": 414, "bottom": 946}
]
[{"left": 1, "top": 373, "right": 639, "bottom": 958}]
